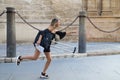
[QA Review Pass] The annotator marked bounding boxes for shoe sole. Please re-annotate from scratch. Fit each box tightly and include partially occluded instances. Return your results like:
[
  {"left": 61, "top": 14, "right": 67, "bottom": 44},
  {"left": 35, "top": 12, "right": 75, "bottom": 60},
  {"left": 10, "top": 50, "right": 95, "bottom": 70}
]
[
  {"left": 40, "top": 76, "right": 49, "bottom": 79},
  {"left": 16, "top": 56, "right": 20, "bottom": 66}
]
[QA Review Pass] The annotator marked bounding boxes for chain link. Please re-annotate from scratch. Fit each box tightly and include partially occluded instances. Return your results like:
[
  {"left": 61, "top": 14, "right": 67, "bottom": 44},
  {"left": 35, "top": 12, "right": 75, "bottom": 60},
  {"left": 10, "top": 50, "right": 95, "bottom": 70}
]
[
  {"left": 16, "top": 11, "right": 79, "bottom": 31},
  {"left": 87, "top": 16, "right": 120, "bottom": 33},
  {"left": 0, "top": 10, "right": 6, "bottom": 17},
  {"left": 16, "top": 11, "right": 40, "bottom": 31},
  {"left": 59, "top": 16, "right": 79, "bottom": 31},
  {"left": 15, "top": 11, "right": 120, "bottom": 33}
]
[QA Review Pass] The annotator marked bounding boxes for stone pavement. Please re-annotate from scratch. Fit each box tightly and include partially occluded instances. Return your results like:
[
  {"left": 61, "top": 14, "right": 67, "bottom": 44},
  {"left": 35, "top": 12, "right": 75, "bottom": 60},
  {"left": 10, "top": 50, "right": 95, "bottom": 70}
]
[
  {"left": 0, "top": 55, "right": 120, "bottom": 80},
  {"left": 0, "top": 42, "right": 120, "bottom": 80},
  {"left": 0, "top": 42, "right": 120, "bottom": 63}
]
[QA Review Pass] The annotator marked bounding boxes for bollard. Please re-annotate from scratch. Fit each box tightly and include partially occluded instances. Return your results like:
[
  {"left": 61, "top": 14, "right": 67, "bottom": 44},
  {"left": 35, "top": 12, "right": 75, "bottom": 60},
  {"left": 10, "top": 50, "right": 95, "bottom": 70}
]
[
  {"left": 6, "top": 7, "right": 16, "bottom": 57},
  {"left": 78, "top": 11, "right": 86, "bottom": 53}
]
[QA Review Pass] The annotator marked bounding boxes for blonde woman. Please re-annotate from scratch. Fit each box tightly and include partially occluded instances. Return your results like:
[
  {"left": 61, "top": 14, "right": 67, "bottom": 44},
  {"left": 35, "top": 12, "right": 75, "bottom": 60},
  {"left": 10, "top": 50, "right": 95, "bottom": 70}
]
[{"left": 17, "top": 18, "right": 66, "bottom": 79}]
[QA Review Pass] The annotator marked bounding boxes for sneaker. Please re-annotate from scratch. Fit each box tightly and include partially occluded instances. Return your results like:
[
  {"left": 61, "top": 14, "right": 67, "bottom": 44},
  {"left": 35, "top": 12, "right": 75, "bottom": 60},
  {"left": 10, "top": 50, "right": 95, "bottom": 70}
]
[
  {"left": 16, "top": 56, "right": 22, "bottom": 66},
  {"left": 40, "top": 72, "right": 49, "bottom": 79}
]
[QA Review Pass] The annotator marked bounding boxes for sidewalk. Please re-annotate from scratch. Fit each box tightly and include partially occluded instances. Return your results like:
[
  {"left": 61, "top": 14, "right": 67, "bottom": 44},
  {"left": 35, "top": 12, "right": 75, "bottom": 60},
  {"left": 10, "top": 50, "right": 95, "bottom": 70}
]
[
  {"left": 0, "top": 55, "right": 120, "bottom": 80},
  {"left": 0, "top": 42, "right": 120, "bottom": 63},
  {"left": 0, "top": 42, "right": 120, "bottom": 80}
]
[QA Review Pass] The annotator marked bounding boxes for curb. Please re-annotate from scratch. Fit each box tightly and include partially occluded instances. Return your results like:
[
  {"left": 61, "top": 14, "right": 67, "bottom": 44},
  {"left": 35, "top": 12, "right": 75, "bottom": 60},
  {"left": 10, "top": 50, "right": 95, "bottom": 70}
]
[
  {"left": 0, "top": 53, "right": 87, "bottom": 63},
  {"left": 87, "top": 51, "right": 120, "bottom": 56},
  {"left": 0, "top": 51, "right": 120, "bottom": 63}
]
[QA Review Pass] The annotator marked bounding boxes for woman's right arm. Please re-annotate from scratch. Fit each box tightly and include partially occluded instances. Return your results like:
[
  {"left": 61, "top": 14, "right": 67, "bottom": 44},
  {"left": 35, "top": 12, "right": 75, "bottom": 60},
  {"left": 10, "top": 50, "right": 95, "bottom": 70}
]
[{"left": 36, "top": 35, "right": 43, "bottom": 45}]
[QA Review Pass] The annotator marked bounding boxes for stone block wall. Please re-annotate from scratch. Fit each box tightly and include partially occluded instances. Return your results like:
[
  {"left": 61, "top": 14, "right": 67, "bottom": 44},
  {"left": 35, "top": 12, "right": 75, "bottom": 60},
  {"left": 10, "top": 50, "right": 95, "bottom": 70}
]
[{"left": 0, "top": 0, "right": 120, "bottom": 43}]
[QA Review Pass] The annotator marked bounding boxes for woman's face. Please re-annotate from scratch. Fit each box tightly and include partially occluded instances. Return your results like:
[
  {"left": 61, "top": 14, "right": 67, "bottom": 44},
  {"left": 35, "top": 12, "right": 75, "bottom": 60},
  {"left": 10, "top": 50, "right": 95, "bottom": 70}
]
[{"left": 55, "top": 20, "right": 60, "bottom": 27}]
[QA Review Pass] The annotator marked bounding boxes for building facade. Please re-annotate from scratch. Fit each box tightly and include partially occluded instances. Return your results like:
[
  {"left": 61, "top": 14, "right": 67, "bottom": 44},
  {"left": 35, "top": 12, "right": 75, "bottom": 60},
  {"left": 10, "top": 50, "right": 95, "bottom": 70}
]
[{"left": 0, "top": 0, "right": 120, "bottom": 43}]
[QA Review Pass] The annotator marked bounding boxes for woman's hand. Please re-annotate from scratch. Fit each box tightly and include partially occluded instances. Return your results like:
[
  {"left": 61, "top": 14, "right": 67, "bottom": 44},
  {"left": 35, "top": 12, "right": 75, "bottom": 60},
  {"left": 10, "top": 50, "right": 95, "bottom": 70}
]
[{"left": 36, "top": 41, "right": 40, "bottom": 45}]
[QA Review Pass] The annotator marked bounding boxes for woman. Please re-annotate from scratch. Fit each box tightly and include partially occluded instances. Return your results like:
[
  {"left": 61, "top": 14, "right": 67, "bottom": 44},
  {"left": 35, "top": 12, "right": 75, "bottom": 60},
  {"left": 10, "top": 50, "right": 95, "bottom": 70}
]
[{"left": 16, "top": 18, "right": 66, "bottom": 79}]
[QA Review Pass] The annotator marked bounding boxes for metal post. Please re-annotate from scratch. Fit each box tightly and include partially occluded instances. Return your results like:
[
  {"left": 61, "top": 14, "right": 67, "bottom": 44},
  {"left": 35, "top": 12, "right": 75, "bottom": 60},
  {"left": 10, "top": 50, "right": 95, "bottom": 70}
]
[
  {"left": 78, "top": 11, "right": 86, "bottom": 53},
  {"left": 6, "top": 7, "right": 16, "bottom": 57}
]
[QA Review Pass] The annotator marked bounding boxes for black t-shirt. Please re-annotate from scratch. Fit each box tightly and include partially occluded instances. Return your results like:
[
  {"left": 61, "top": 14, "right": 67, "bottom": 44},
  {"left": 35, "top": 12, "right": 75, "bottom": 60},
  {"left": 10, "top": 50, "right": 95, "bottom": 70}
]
[{"left": 33, "top": 29, "right": 66, "bottom": 49}]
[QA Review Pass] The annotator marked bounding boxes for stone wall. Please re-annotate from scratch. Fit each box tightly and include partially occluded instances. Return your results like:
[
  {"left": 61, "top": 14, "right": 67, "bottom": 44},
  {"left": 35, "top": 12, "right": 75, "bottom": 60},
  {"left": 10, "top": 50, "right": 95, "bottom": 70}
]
[{"left": 0, "top": 0, "right": 120, "bottom": 43}]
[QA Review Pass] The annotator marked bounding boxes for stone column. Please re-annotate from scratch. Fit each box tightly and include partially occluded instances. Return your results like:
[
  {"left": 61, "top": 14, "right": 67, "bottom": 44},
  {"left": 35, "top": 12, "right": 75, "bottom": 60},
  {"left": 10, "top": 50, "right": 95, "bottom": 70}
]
[
  {"left": 83, "top": 0, "right": 88, "bottom": 11},
  {"left": 97, "top": 0, "right": 102, "bottom": 16}
]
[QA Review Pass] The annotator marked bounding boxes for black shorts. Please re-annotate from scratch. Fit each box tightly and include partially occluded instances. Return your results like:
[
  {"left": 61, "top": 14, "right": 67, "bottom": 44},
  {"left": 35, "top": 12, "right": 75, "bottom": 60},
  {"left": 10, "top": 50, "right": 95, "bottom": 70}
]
[
  {"left": 44, "top": 46, "right": 50, "bottom": 52},
  {"left": 34, "top": 44, "right": 50, "bottom": 52}
]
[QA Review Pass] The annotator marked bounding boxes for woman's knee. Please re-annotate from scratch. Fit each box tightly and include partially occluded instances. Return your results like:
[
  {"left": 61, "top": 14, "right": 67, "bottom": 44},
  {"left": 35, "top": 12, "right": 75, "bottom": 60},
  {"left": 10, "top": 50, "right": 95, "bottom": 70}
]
[
  {"left": 47, "top": 58, "right": 52, "bottom": 63},
  {"left": 32, "top": 56, "right": 38, "bottom": 60},
  {"left": 32, "top": 50, "right": 40, "bottom": 60}
]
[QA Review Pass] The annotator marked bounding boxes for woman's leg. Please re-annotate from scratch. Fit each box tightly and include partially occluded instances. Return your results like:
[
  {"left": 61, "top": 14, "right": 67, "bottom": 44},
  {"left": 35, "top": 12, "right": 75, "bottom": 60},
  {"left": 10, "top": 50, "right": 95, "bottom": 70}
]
[
  {"left": 21, "top": 49, "right": 40, "bottom": 60},
  {"left": 42, "top": 52, "right": 52, "bottom": 73}
]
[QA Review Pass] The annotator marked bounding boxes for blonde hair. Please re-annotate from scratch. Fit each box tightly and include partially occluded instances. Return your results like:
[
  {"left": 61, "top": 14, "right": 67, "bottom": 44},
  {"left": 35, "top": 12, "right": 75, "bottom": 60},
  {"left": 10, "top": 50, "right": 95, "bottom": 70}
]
[{"left": 50, "top": 18, "right": 59, "bottom": 26}]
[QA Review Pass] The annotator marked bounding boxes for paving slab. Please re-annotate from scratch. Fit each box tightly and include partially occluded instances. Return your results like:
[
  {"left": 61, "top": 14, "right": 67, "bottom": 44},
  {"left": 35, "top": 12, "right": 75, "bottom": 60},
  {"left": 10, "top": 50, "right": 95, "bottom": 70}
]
[{"left": 0, "top": 55, "right": 120, "bottom": 80}]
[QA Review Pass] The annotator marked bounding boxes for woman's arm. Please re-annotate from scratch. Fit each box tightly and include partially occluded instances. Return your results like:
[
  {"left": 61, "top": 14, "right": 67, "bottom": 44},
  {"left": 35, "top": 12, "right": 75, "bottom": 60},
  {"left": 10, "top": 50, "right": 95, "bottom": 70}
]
[
  {"left": 55, "top": 30, "right": 76, "bottom": 39},
  {"left": 36, "top": 35, "right": 43, "bottom": 45}
]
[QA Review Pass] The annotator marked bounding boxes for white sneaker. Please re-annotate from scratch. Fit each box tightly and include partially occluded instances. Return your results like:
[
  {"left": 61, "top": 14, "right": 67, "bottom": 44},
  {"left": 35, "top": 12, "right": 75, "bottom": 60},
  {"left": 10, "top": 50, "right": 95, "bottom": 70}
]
[
  {"left": 40, "top": 72, "right": 49, "bottom": 79},
  {"left": 16, "top": 56, "right": 22, "bottom": 66}
]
